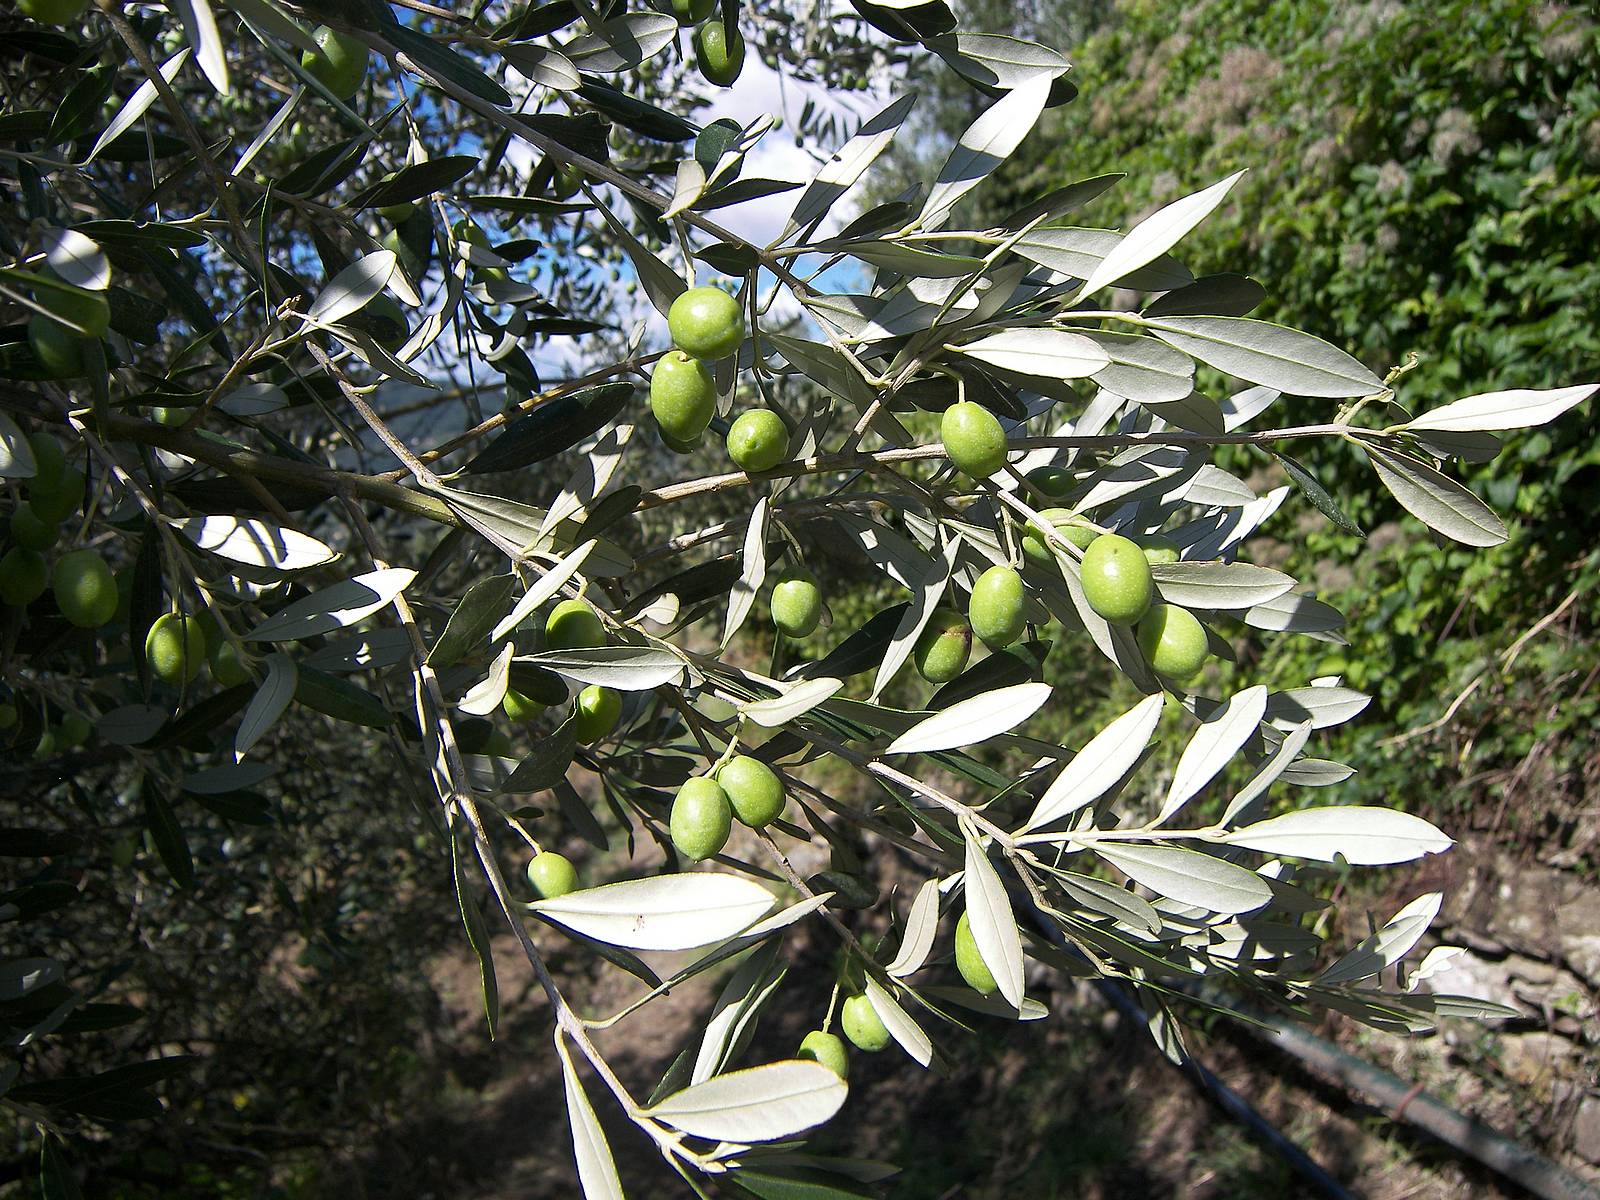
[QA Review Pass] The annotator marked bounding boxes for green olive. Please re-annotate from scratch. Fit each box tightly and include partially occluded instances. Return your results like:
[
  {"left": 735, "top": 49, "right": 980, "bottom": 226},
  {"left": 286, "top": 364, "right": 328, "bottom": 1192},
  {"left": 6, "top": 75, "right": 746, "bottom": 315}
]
[
  {"left": 670, "top": 776, "right": 733, "bottom": 861},
  {"left": 1024, "top": 463, "right": 1073, "bottom": 498},
  {"left": 1021, "top": 508, "right": 1097, "bottom": 568},
  {"left": 940, "top": 400, "right": 1008, "bottom": 479},
  {"left": 28, "top": 465, "right": 84, "bottom": 524},
  {"left": 27, "top": 433, "right": 66, "bottom": 490},
  {"left": 8, "top": 505, "right": 58, "bottom": 553},
  {"left": 526, "top": 850, "right": 579, "bottom": 899},
  {"left": 302, "top": 25, "right": 369, "bottom": 101},
  {"left": 58, "top": 711, "right": 91, "bottom": 748},
  {"left": 693, "top": 19, "right": 746, "bottom": 87},
  {"left": 33, "top": 728, "right": 56, "bottom": 760},
  {"left": 716, "top": 754, "right": 785, "bottom": 828},
  {"left": 545, "top": 597, "right": 606, "bottom": 651},
  {"left": 954, "top": 910, "right": 998, "bottom": 996},
  {"left": 968, "top": 565, "right": 1026, "bottom": 649},
  {"left": 18, "top": 0, "right": 91, "bottom": 24},
  {"left": 146, "top": 613, "right": 206, "bottom": 685},
  {"left": 502, "top": 688, "right": 546, "bottom": 723},
  {"left": 0, "top": 702, "right": 17, "bottom": 730},
  {"left": 667, "top": 286, "right": 744, "bottom": 360},
  {"left": 797, "top": 1030, "right": 848, "bottom": 1079},
  {"left": 1136, "top": 603, "right": 1210, "bottom": 681},
  {"left": 670, "top": 0, "right": 715, "bottom": 23},
  {"left": 649, "top": 350, "right": 717, "bottom": 442},
  {"left": 771, "top": 569, "right": 822, "bottom": 638},
  {"left": 27, "top": 314, "right": 88, "bottom": 379},
  {"left": 51, "top": 548, "right": 117, "bottom": 628},
  {"left": 839, "top": 993, "right": 890, "bottom": 1053},
  {"left": 725, "top": 409, "right": 788, "bottom": 473},
  {"left": 1080, "top": 533, "right": 1153, "bottom": 626},
  {"left": 913, "top": 607, "right": 972, "bottom": 684},
  {"left": 209, "top": 640, "right": 252, "bottom": 687},
  {"left": 1135, "top": 533, "right": 1182, "bottom": 565},
  {"left": 572, "top": 685, "right": 622, "bottom": 744},
  {"left": 0, "top": 547, "right": 48, "bottom": 608}
]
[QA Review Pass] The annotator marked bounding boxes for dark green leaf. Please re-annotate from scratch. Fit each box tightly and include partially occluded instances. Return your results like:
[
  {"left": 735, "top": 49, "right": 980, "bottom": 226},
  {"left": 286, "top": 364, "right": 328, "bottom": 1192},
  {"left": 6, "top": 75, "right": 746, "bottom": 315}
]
[
  {"left": 577, "top": 76, "right": 697, "bottom": 141},
  {"left": 1272, "top": 451, "right": 1364, "bottom": 537},
  {"left": 293, "top": 665, "right": 394, "bottom": 729},
  {"left": 389, "top": 24, "right": 512, "bottom": 107},
  {"left": 428, "top": 574, "right": 516, "bottom": 668},
  {"left": 498, "top": 715, "right": 578, "bottom": 794},
  {"left": 733, "top": 1166, "right": 879, "bottom": 1200},
  {"left": 791, "top": 603, "right": 910, "bottom": 680},
  {"left": 143, "top": 791, "right": 194, "bottom": 890},
  {"left": 349, "top": 155, "right": 479, "bottom": 208},
  {"left": 463, "top": 383, "right": 632, "bottom": 474}
]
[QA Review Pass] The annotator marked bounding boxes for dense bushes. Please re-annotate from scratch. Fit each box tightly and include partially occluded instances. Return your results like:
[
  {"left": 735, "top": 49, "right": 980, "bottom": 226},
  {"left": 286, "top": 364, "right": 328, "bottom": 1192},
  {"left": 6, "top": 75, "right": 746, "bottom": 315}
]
[{"left": 1000, "top": 0, "right": 1600, "bottom": 831}]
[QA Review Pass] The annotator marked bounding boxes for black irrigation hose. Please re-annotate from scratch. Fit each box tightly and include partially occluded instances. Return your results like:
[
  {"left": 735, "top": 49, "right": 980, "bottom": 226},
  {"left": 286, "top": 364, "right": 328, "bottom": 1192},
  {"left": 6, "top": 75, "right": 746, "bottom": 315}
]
[
  {"left": 1254, "top": 1017, "right": 1600, "bottom": 1200},
  {"left": 1088, "top": 977, "right": 1362, "bottom": 1200},
  {"left": 1008, "top": 886, "right": 1360, "bottom": 1200}
]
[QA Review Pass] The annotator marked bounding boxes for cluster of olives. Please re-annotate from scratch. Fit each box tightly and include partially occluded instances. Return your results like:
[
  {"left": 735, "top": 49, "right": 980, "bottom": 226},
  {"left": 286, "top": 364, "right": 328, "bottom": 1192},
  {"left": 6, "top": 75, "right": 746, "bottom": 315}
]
[
  {"left": 671, "top": 0, "right": 745, "bottom": 87},
  {"left": 669, "top": 752, "right": 786, "bottom": 862},
  {"left": 1019, "top": 466, "right": 1211, "bottom": 681},
  {"left": 1, "top": 433, "right": 255, "bottom": 757},
  {"left": 650, "top": 285, "right": 786, "bottom": 467},
  {"left": 505, "top": 597, "right": 624, "bottom": 744}
]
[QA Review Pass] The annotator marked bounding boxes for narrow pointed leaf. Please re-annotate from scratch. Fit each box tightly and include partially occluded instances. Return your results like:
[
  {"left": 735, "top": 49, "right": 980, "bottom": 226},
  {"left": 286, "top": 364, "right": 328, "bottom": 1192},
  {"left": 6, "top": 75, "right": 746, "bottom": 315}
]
[
  {"left": 1160, "top": 685, "right": 1267, "bottom": 823},
  {"left": 647, "top": 1061, "right": 847, "bottom": 1142},
  {"left": 886, "top": 682, "right": 1050, "bottom": 755},
  {"left": 963, "top": 832, "right": 1025, "bottom": 1008},
  {"left": 1025, "top": 694, "right": 1163, "bottom": 830},
  {"left": 530, "top": 873, "right": 775, "bottom": 950},
  {"left": 1078, "top": 171, "right": 1244, "bottom": 297}
]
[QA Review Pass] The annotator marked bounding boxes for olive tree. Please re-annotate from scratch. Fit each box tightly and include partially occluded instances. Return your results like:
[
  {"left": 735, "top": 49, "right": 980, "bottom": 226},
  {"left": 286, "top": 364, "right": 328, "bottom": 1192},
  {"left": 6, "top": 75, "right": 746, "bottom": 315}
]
[{"left": 1, "top": 1, "right": 1594, "bottom": 1196}]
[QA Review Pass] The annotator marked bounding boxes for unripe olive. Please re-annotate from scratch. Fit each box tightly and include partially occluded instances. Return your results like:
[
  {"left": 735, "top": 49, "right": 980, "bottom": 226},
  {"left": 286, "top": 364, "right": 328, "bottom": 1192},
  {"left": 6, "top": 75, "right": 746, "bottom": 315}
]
[
  {"left": 550, "top": 163, "right": 584, "bottom": 200},
  {"left": 839, "top": 993, "right": 890, "bottom": 1052},
  {"left": 209, "top": 640, "right": 251, "bottom": 687},
  {"left": 28, "top": 465, "right": 84, "bottom": 524},
  {"left": 1080, "top": 533, "right": 1153, "bottom": 626},
  {"left": 717, "top": 754, "right": 785, "bottom": 828},
  {"left": 1021, "top": 508, "right": 1097, "bottom": 568},
  {"left": 667, "top": 286, "right": 744, "bottom": 360},
  {"left": 660, "top": 427, "right": 705, "bottom": 454},
  {"left": 1024, "top": 463, "right": 1073, "bottom": 498},
  {"left": 27, "top": 315, "right": 87, "bottom": 379},
  {"left": 725, "top": 409, "right": 788, "bottom": 473},
  {"left": 52, "top": 549, "right": 117, "bottom": 628},
  {"left": 968, "top": 565, "right": 1026, "bottom": 649},
  {"left": 670, "top": 776, "right": 733, "bottom": 861},
  {"left": 302, "top": 24, "right": 369, "bottom": 100},
  {"left": 18, "top": 0, "right": 91, "bottom": 24},
  {"left": 58, "top": 711, "right": 91, "bottom": 748},
  {"left": 502, "top": 688, "right": 546, "bottom": 723},
  {"left": 483, "top": 728, "right": 515, "bottom": 756},
  {"left": 797, "top": 1030, "right": 848, "bottom": 1079},
  {"left": 0, "top": 703, "right": 16, "bottom": 731},
  {"left": 545, "top": 597, "right": 606, "bottom": 650},
  {"left": 27, "top": 433, "right": 66, "bottom": 490},
  {"left": 572, "top": 685, "right": 621, "bottom": 744},
  {"left": 1136, "top": 533, "right": 1182, "bottom": 565},
  {"left": 771, "top": 569, "right": 822, "bottom": 638},
  {"left": 954, "top": 910, "right": 998, "bottom": 996},
  {"left": 694, "top": 19, "right": 746, "bottom": 87},
  {"left": 146, "top": 613, "right": 206, "bottom": 685},
  {"left": 33, "top": 728, "right": 56, "bottom": 759},
  {"left": 649, "top": 351, "right": 717, "bottom": 442},
  {"left": 527, "top": 850, "right": 579, "bottom": 899},
  {"left": 8, "top": 505, "right": 58, "bottom": 552},
  {"left": 1136, "top": 603, "right": 1210, "bottom": 681},
  {"left": 913, "top": 607, "right": 971, "bottom": 684},
  {"left": 0, "top": 547, "right": 48, "bottom": 607},
  {"left": 670, "top": 0, "right": 715, "bottom": 23},
  {"left": 940, "top": 400, "right": 1007, "bottom": 479}
]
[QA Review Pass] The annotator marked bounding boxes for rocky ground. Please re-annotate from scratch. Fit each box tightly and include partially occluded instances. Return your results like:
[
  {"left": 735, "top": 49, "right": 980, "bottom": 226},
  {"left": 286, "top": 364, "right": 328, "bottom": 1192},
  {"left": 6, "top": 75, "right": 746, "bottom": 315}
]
[{"left": 283, "top": 817, "right": 1598, "bottom": 1200}]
